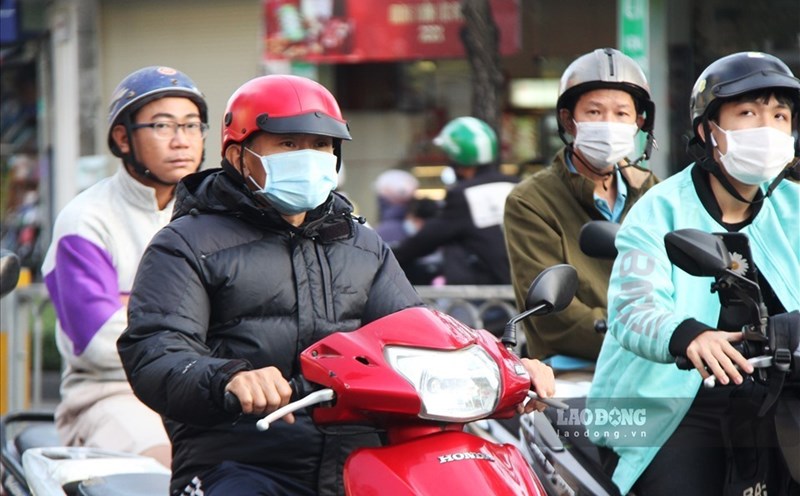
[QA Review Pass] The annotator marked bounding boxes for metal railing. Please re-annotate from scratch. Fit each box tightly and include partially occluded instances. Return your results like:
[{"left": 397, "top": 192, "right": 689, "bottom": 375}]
[
  {"left": 414, "top": 284, "right": 518, "bottom": 330},
  {"left": 0, "top": 283, "right": 519, "bottom": 414}
]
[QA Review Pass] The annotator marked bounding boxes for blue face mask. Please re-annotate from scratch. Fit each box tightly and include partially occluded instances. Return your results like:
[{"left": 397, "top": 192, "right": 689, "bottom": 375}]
[{"left": 245, "top": 148, "right": 338, "bottom": 215}]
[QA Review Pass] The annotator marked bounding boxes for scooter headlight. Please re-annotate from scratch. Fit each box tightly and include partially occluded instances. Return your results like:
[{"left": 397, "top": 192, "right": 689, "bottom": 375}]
[{"left": 385, "top": 345, "right": 501, "bottom": 421}]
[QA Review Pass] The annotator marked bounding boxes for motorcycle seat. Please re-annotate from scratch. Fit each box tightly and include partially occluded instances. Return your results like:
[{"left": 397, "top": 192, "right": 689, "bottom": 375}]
[
  {"left": 14, "top": 422, "right": 60, "bottom": 456},
  {"left": 73, "top": 473, "right": 171, "bottom": 496}
]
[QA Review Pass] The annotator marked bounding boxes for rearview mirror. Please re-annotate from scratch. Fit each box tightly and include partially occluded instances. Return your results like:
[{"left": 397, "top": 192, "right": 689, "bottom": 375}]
[
  {"left": 0, "top": 250, "right": 21, "bottom": 298},
  {"left": 525, "top": 264, "right": 578, "bottom": 315},
  {"left": 664, "top": 229, "right": 730, "bottom": 277},
  {"left": 579, "top": 220, "right": 620, "bottom": 260}
]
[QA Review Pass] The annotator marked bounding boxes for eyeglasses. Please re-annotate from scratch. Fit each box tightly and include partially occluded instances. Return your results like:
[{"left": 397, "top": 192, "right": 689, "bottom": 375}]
[{"left": 131, "top": 121, "right": 209, "bottom": 139}]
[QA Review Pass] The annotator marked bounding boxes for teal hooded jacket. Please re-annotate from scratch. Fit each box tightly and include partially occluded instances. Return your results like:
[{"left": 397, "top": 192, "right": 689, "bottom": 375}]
[{"left": 588, "top": 164, "right": 800, "bottom": 494}]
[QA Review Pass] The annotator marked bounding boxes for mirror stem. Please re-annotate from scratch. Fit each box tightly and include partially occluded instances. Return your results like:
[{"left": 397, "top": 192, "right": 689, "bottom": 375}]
[{"left": 501, "top": 303, "right": 549, "bottom": 351}]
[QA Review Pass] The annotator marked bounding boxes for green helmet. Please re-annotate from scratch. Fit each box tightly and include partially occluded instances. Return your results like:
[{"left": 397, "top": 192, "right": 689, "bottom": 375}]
[{"left": 433, "top": 117, "right": 499, "bottom": 167}]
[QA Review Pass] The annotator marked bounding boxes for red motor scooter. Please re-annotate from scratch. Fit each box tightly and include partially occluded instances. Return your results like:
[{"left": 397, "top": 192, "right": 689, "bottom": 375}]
[{"left": 230, "top": 264, "right": 577, "bottom": 495}]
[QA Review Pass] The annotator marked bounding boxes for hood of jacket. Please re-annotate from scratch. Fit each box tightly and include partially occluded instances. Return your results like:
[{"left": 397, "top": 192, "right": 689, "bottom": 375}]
[{"left": 173, "top": 165, "right": 359, "bottom": 242}]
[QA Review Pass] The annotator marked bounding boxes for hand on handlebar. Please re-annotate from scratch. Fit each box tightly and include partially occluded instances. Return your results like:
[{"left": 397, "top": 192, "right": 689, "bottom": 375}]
[
  {"left": 685, "top": 330, "right": 754, "bottom": 386},
  {"left": 225, "top": 367, "right": 295, "bottom": 424},
  {"left": 518, "top": 358, "right": 556, "bottom": 413}
]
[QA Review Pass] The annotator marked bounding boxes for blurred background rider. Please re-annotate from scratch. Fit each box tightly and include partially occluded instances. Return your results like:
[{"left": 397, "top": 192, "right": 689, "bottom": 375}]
[{"left": 392, "top": 116, "right": 518, "bottom": 285}]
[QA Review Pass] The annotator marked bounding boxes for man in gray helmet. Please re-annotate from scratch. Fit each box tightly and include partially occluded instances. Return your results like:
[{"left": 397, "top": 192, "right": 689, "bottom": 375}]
[
  {"left": 41, "top": 66, "right": 208, "bottom": 467},
  {"left": 504, "top": 48, "right": 660, "bottom": 361}
]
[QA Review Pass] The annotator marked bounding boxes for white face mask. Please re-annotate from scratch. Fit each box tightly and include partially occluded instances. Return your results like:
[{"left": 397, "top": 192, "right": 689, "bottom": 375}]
[
  {"left": 572, "top": 121, "right": 639, "bottom": 169},
  {"left": 711, "top": 123, "right": 795, "bottom": 185}
]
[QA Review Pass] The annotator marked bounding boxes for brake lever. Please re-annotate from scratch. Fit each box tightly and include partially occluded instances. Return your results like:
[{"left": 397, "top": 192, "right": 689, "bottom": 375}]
[
  {"left": 527, "top": 391, "right": 569, "bottom": 410},
  {"left": 256, "top": 389, "right": 335, "bottom": 431}
]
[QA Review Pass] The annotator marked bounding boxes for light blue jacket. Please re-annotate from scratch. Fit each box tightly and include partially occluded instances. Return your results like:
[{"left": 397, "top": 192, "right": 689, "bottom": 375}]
[{"left": 588, "top": 165, "right": 800, "bottom": 494}]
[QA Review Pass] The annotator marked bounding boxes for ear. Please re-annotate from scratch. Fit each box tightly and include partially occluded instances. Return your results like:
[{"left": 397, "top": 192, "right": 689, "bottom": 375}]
[
  {"left": 559, "top": 109, "right": 575, "bottom": 135},
  {"left": 111, "top": 125, "right": 130, "bottom": 154},
  {"left": 224, "top": 144, "right": 252, "bottom": 181},
  {"left": 636, "top": 114, "right": 645, "bottom": 131},
  {"left": 696, "top": 123, "right": 707, "bottom": 144},
  {"left": 224, "top": 143, "right": 241, "bottom": 166}
]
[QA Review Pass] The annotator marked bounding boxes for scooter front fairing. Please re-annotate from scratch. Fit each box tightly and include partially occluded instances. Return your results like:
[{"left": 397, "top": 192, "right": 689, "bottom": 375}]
[{"left": 344, "top": 430, "right": 547, "bottom": 495}]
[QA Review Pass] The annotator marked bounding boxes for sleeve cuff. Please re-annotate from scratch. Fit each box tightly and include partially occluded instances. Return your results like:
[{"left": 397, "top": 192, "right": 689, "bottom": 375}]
[
  {"left": 211, "top": 358, "right": 252, "bottom": 407},
  {"left": 668, "top": 318, "right": 713, "bottom": 358}
]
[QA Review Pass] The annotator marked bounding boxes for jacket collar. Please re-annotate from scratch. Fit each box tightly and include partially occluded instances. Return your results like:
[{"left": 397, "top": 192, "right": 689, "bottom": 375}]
[
  {"left": 552, "top": 148, "right": 598, "bottom": 213},
  {"left": 114, "top": 166, "right": 174, "bottom": 214},
  {"left": 553, "top": 147, "right": 653, "bottom": 213},
  {"left": 173, "top": 166, "right": 356, "bottom": 240}
]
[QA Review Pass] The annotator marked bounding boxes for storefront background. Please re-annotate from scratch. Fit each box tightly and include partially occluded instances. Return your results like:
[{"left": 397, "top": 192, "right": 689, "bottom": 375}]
[{"left": 1, "top": 0, "right": 798, "bottom": 276}]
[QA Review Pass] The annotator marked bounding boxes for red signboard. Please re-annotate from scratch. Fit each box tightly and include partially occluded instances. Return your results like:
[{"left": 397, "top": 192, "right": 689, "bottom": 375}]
[{"left": 264, "top": 0, "right": 520, "bottom": 63}]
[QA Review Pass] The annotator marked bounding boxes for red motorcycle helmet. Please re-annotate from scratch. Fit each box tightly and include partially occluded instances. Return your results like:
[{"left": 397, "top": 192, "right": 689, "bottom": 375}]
[{"left": 222, "top": 75, "right": 351, "bottom": 169}]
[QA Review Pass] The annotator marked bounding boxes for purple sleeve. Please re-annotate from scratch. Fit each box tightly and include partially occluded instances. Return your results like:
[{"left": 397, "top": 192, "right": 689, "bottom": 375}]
[{"left": 43, "top": 235, "right": 123, "bottom": 355}]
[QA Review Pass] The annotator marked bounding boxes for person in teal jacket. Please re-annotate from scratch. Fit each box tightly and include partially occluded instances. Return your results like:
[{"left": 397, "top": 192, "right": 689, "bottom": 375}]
[{"left": 588, "top": 52, "right": 800, "bottom": 495}]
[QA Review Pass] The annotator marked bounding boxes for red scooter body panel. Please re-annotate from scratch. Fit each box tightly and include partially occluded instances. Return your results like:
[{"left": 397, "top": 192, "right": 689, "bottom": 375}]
[
  {"left": 294, "top": 307, "right": 543, "bottom": 494},
  {"left": 300, "top": 307, "right": 531, "bottom": 426},
  {"left": 343, "top": 430, "right": 547, "bottom": 495}
]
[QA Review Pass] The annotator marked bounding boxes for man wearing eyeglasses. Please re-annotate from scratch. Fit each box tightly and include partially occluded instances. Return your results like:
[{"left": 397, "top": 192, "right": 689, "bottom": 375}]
[{"left": 41, "top": 66, "right": 208, "bottom": 469}]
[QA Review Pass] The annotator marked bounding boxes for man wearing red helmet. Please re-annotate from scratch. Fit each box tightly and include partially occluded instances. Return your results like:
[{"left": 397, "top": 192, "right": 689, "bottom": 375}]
[
  {"left": 118, "top": 74, "right": 557, "bottom": 496},
  {"left": 41, "top": 66, "right": 207, "bottom": 468}
]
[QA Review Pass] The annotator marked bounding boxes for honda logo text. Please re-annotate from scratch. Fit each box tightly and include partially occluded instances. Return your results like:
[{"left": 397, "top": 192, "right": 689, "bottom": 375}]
[{"left": 438, "top": 452, "right": 495, "bottom": 464}]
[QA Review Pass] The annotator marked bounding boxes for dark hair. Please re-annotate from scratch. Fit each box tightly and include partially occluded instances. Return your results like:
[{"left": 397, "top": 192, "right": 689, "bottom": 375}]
[{"left": 707, "top": 87, "right": 798, "bottom": 123}]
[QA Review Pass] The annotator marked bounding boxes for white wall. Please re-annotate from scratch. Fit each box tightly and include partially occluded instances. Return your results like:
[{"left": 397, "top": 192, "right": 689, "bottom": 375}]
[
  {"left": 97, "top": 0, "right": 263, "bottom": 169},
  {"left": 94, "top": 0, "right": 425, "bottom": 223},
  {"left": 343, "top": 111, "right": 427, "bottom": 222}
]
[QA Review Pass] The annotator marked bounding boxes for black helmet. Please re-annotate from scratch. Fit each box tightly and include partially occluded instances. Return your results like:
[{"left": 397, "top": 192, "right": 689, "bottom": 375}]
[
  {"left": 556, "top": 48, "right": 655, "bottom": 137},
  {"left": 689, "top": 51, "right": 800, "bottom": 142},
  {"left": 690, "top": 52, "right": 800, "bottom": 201}
]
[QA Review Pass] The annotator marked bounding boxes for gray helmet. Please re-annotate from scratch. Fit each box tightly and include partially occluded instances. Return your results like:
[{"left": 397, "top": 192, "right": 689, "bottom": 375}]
[
  {"left": 107, "top": 66, "right": 207, "bottom": 157},
  {"left": 556, "top": 48, "right": 655, "bottom": 137},
  {"left": 689, "top": 51, "right": 800, "bottom": 141}
]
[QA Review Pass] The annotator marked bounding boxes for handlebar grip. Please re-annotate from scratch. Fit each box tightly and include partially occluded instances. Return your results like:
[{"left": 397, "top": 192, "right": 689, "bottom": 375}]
[
  {"left": 675, "top": 339, "right": 752, "bottom": 371},
  {"left": 289, "top": 377, "right": 313, "bottom": 402},
  {"left": 223, "top": 391, "right": 242, "bottom": 414},
  {"left": 224, "top": 378, "right": 314, "bottom": 414}
]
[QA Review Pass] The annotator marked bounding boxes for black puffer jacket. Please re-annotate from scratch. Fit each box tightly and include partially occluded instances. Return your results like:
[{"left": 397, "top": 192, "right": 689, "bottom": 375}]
[{"left": 118, "top": 167, "right": 422, "bottom": 495}]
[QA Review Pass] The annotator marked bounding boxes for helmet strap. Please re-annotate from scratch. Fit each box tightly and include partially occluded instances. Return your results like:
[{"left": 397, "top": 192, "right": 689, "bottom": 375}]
[
  {"left": 628, "top": 131, "right": 657, "bottom": 168},
  {"left": 120, "top": 113, "right": 178, "bottom": 187},
  {"left": 333, "top": 139, "right": 343, "bottom": 171},
  {"left": 568, "top": 145, "right": 616, "bottom": 191},
  {"left": 557, "top": 127, "right": 570, "bottom": 147},
  {"left": 230, "top": 144, "right": 270, "bottom": 207},
  {"left": 220, "top": 155, "right": 248, "bottom": 186},
  {"left": 764, "top": 162, "right": 796, "bottom": 197}
]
